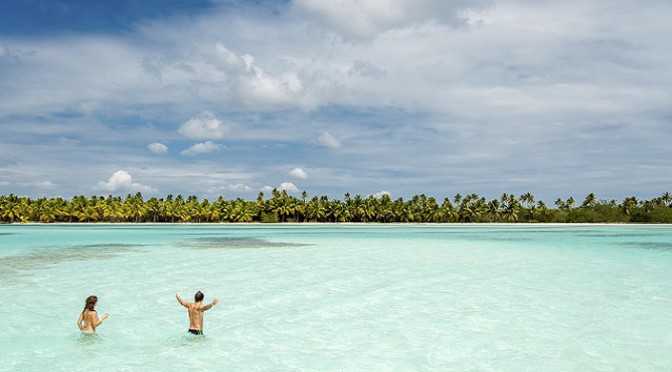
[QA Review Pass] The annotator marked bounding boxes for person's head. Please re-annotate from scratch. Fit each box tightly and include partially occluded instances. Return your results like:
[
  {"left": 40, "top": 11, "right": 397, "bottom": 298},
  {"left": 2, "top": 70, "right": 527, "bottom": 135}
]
[
  {"left": 194, "top": 291, "right": 204, "bottom": 302},
  {"left": 83, "top": 295, "right": 98, "bottom": 312}
]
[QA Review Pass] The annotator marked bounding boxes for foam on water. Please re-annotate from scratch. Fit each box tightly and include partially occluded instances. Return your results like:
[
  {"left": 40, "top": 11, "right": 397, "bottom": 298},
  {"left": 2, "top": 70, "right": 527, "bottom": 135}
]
[{"left": 1, "top": 224, "right": 671, "bottom": 371}]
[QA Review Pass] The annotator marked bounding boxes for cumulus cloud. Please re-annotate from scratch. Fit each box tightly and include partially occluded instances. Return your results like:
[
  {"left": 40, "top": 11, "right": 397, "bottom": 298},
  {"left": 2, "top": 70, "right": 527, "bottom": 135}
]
[
  {"left": 95, "top": 170, "right": 157, "bottom": 193},
  {"left": 289, "top": 167, "right": 308, "bottom": 179},
  {"left": 372, "top": 190, "right": 391, "bottom": 198},
  {"left": 181, "top": 141, "right": 222, "bottom": 155},
  {"left": 207, "top": 183, "right": 253, "bottom": 194},
  {"left": 279, "top": 182, "right": 299, "bottom": 193},
  {"left": 237, "top": 61, "right": 306, "bottom": 109},
  {"left": 318, "top": 132, "right": 342, "bottom": 149},
  {"left": 260, "top": 182, "right": 300, "bottom": 194},
  {"left": 147, "top": 142, "right": 168, "bottom": 154},
  {"left": 179, "top": 111, "right": 228, "bottom": 140}
]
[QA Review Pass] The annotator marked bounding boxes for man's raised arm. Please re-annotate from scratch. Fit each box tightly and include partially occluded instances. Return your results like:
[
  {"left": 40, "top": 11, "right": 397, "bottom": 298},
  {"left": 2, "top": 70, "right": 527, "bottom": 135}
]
[
  {"left": 176, "top": 293, "right": 188, "bottom": 307},
  {"left": 202, "top": 298, "right": 218, "bottom": 311}
]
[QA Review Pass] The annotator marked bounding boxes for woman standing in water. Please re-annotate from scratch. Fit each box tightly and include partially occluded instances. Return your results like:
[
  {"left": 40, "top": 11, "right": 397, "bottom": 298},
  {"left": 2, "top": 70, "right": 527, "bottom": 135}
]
[{"left": 77, "top": 295, "right": 109, "bottom": 333}]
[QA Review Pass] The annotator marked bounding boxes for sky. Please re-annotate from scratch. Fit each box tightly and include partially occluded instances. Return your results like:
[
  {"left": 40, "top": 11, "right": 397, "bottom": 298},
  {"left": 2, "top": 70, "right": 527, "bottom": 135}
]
[{"left": 1, "top": 0, "right": 671, "bottom": 203}]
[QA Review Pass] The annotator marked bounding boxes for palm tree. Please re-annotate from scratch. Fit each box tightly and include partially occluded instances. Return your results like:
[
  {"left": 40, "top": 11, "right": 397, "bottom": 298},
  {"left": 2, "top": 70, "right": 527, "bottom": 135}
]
[
  {"left": 38, "top": 200, "right": 59, "bottom": 223},
  {"left": 232, "top": 200, "right": 257, "bottom": 222},
  {"left": 305, "top": 197, "right": 326, "bottom": 222},
  {"left": 554, "top": 198, "right": 565, "bottom": 210},
  {"left": 487, "top": 199, "right": 501, "bottom": 222},
  {"left": 146, "top": 197, "right": 161, "bottom": 222},
  {"left": 582, "top": 193, "right": 597, "bottom": 208},
  {"left": 77, "top": 205, "right": 101, "bottom": 222},
  {"left": 520, "top": 192, "right": 535, "bottom": 209},
  {"left": 535, "top": 201, "right": 548, "bottom": 221},
  {"left": 500, "top": 194, "right": 520, "bottom": 222},
  {"left": 1, "top": 195, "right": 21, "bottom": 223},
  {"left": 621, "top": 197, "right": 638, "bottom": 216}
]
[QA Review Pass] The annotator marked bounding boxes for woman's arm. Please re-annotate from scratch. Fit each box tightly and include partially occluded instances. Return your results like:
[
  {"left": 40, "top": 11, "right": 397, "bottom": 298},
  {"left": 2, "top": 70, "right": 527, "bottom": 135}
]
[
  {"left": 92, "top": 311, "right": 109, "bottom": 327},
  {"left": 77, "top": 312, "right": 84, "bottom": 330}
]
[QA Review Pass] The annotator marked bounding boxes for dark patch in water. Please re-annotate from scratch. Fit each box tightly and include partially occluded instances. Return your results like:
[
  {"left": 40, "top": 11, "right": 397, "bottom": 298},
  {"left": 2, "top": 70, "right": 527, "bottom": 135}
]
[
  {"left": 0, "top": 244, "right": 141, "bottom": 284},
  {"left": 180, "top": 237, "right": 312, "bottom": 249},
  {"left": 580, "top": 233, "right": 664, "bottom": 238},
  {"left": 170, "top": 230, "right": 374, "bottom": 236},
  {"left": 619, "top": 242, "right": 672, "bottom": 251},
  {"left": 0, "top": 232, "right": 17, "bottom": 236}
]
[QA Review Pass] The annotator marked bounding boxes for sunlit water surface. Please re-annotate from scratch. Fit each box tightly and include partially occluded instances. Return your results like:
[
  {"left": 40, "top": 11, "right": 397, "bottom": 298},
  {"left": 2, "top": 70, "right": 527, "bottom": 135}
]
[{"left": 1, "top": 224, "right": 671, "bottom": 371}]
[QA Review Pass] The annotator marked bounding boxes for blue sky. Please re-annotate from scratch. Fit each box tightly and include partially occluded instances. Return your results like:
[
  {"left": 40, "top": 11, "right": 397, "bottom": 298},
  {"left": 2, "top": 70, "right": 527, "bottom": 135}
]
[{"left": 1, "top": 0, "right": 671, "bottom": 202}]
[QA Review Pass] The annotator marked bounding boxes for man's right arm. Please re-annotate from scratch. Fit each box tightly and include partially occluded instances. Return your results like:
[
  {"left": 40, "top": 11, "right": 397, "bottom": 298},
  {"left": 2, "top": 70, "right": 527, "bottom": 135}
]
[{"left": 176, "top": 293, "right": 189, "bottom": 308}]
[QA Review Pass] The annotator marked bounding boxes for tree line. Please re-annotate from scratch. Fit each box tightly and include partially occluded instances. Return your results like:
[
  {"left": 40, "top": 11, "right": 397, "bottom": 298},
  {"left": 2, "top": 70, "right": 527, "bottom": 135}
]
[{"left": 1, "top": 190, "right": 672, "bottom": 224}]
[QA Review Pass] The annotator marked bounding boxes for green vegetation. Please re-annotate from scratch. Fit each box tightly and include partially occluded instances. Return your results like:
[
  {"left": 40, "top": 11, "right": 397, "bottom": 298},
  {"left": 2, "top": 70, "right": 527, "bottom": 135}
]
[{"left": 1, "top": 191, "right": 672, "bottom": 224}]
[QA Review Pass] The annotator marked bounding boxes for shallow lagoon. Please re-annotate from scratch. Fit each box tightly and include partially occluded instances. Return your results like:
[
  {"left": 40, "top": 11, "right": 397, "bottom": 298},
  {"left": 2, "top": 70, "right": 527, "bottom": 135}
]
[{"left": 1, "top": 224, "right": 671, "bottom": 371}]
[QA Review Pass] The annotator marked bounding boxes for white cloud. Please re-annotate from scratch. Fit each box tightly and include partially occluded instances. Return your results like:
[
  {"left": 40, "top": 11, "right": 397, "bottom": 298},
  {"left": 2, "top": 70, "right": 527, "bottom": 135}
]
[
  {"left": 261, "top": 182, "right": 300, "bottom": 194},
  {"left": 207, "top": 183, "right": 253, "bottom": 194},
  {"left": 289, "top": 167, "right": 308, "bottom": 179},
  {"left": 318, "top": 132, "right": 342, "bottom": 149},
  {"left": 372, "top": 190, "right": 391, "bottom": 198},
  {"left": 94, "top": 170, "right": 157, "bottom": 193},
  {"left": 215, "top": 42, "right": 240, "bottom": 65},
  {"left": 147, "top": 142, "right": 168, "bottom": 154},
  {"left": 0, "top": 44, "right": 6, "bottom": 58},
  {"left": 293, "top": 0, "right": 491, "bottom": 40},
  {"left": 237, "top": 63, "right": 306, "bottom": 109},
  {"left": 0, "top": 181, "right": 10, "bottom": 186},
  {"left": 180, "top": 141, "right": 222, "bottom": 155},
  {"left": 279, "top": 182, "right": 299, "bottom": 193},
  {"left": 179, "top": 111, "right": 228, "bottom": 140},
  {"left": 33, "top": 181, "right": 56, "bottom": 189}
]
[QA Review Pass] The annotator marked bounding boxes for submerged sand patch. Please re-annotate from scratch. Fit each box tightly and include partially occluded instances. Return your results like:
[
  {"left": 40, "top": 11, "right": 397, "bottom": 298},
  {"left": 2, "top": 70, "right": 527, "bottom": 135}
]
[
  {"left": 0, "top": 243, "right": 141, "bottom": 285},
  {"left": 179, "top": 237, "right": 312, "bottom": 249}
]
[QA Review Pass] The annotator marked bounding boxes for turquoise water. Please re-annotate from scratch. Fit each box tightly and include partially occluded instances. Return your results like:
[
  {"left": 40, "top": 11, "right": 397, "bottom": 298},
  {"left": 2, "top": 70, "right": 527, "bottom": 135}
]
[{"left": 1, "top": 224, "right": 671, "bottom": 371}]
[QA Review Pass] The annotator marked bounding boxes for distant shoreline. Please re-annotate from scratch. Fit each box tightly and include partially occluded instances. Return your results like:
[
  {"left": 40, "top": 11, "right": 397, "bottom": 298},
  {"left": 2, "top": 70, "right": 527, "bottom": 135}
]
[
  {"left": 4, "top": 222, "right": 672, "bottom": 226},
  {"left": 2, "top": 193, "right": 671, "bottom": 223}
]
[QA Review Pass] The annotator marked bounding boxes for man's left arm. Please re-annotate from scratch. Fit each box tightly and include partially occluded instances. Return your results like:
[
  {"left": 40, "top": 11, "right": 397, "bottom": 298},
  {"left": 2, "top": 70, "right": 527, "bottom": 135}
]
[{"left": 202, "top": 298, "right": 218, "bottom": 311}]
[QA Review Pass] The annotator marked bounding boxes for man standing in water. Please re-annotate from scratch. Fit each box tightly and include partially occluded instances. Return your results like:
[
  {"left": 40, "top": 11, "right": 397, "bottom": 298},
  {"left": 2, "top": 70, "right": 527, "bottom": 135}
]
[{"left": 176, "top": 291, "right": 218, "bottom": 335}]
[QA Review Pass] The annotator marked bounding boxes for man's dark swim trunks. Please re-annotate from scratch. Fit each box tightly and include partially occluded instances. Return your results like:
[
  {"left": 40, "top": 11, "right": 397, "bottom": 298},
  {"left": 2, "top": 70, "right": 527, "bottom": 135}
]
[{"left": 188, "top": 329, "right": 203, "bottom": 335}]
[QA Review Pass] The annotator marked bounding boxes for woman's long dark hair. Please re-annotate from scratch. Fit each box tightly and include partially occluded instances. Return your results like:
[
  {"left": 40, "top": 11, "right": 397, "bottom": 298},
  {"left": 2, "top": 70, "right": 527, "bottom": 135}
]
[{"left": 83, "top": 295, "right": 98, "bottom": 313}]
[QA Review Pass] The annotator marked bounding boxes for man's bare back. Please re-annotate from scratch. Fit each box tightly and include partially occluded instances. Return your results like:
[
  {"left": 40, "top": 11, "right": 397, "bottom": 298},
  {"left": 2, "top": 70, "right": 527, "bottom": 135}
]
[{"left": 176, "top": 292, "right": 218, "bottom": 335}]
